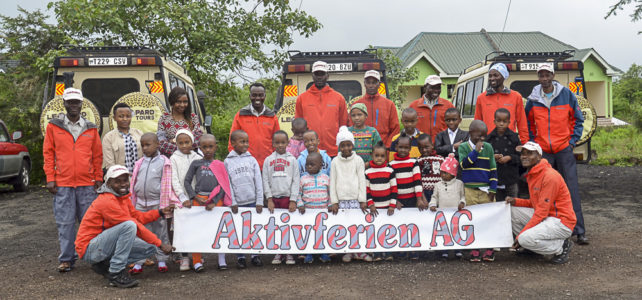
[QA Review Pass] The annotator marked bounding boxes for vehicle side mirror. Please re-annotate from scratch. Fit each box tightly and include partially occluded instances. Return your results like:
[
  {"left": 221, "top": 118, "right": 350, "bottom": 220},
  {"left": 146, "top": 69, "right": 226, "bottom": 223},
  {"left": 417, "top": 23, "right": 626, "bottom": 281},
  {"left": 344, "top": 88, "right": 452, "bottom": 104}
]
[
  {"left": 12, "top": 131, "right": 22, "bottom": 141},
  {"left": 204, "top": 115, "right": 212, "bottom": 127}
]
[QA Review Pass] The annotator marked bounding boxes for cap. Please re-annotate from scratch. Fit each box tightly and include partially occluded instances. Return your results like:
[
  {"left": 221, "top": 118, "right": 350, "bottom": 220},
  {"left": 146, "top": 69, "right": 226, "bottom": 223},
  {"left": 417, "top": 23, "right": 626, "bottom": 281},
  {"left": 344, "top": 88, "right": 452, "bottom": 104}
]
[
  {"left": 364, "top": 70, "right": 380, "bottom": 81},
  {"left": 519, "top": 141, "right": 543, "bottom": 156},
  {"left": 312, "top": 61, "right": 328, "bottom": 73},
  {"left": 104, "top": 165, "right": 130, "bottom": 181},
  {"left": 62, "top": 88, "right": 84, "bottom": 101},
  {"left": 537, "top": 63, "right": 555, "bottom": 74},
  {"left": 424, "top": 75, "right": 442, "bottom": 86}
]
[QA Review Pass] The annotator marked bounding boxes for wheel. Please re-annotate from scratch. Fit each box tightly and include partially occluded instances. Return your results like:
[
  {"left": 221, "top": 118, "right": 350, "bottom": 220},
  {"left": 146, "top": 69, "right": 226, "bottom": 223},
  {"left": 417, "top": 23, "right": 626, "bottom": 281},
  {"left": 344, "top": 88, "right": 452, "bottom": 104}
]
[{"left": 12, "top": 160, "right": 29, "bottom": 192}]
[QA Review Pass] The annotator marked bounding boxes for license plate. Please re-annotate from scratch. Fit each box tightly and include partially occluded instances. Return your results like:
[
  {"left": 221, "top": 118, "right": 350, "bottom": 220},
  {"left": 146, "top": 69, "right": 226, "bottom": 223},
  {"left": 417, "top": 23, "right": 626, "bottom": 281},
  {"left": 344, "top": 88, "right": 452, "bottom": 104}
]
[
  {"left": 327, "top": 63, "right": 352, "bottom": 72},
  {"left": 87, "top": 57, "right": 128, "bottom": 66},
  {"left": 520, "top": 62, "right": 551, "bottom": 71}
]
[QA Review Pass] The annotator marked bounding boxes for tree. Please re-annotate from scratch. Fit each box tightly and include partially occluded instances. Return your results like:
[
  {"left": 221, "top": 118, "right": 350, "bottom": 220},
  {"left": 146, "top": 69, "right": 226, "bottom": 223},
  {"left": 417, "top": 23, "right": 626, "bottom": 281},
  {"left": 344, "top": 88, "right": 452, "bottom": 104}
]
[
  {"left": 613, "top": 64, "right": 642, "bottom": 128},
  {"left": 605, "top": 0, "right": 642, "bottom": 33},
  {"left": 375, "top": 48, "right": 419, "bottom": 107}
]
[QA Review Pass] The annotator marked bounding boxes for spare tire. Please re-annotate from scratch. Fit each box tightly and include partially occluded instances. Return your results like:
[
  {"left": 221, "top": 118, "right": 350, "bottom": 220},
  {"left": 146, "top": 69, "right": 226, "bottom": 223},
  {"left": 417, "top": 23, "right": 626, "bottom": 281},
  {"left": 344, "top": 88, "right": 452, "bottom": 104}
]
[
  {"left": 108, "top": 92, "right": 168, "bottom": 133},
  {"left": 576, "top": 95, "right": 597, "bottom": 146},
  {"left": 40, "top": 96, "right": 102, "bottom": 137}
]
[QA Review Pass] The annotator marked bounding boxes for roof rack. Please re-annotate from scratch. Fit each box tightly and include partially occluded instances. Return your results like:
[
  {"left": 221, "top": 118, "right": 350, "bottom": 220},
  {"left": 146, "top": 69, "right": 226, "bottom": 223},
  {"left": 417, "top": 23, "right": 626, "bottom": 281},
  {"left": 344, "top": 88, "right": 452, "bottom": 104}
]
[
  {"left": 485, "top": 50, "right": 575, "bottom": 63},
  {"left": 63, "top": 45, "right": 167, "bottom": 57},
  {"left": 287, "top": 48, "right": 378, "bottom": 60}
]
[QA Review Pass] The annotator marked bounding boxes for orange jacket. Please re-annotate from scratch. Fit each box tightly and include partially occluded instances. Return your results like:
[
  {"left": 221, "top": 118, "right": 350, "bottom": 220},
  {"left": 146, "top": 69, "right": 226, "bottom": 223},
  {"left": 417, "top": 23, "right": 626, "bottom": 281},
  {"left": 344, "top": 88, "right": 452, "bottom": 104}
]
[
  {"left": 514, "top": 159, "right": 577, "bottom": 237},
  {"left": 75, "top": 188, "right": 162, "bottom": 259},
  {"left": 474, "top": 88, "right": 529, "bottom": 144},
  {"left": 351, "top": 94, "right": 400, "bottom": 148},
  {"left": 43, "top": 118, "right": 103, "bottom": 187},
  {"left": 228, "top": 104, "right": 280, "bottom": 168},
  {"left": 295, "top": 85, "right": 349, "bottom": 157},
  {"left": 408, "top": 97, "right": 454, "bottom": 144}
]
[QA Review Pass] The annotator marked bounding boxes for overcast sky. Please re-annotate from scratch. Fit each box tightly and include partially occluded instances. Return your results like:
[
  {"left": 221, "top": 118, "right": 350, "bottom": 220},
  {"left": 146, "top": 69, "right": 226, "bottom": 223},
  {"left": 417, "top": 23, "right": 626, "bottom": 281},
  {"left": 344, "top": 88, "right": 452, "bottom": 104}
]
[{"left": 4, "top": 0, "right": 641, "bottom": 72}]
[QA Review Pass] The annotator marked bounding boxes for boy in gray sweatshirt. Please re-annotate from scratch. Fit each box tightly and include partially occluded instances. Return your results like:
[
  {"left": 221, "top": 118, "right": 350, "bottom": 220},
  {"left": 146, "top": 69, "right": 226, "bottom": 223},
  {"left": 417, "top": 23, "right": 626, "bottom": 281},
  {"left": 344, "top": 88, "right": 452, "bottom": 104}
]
[{"left": 225, "top": 129, "right": 264, "bottom": 268}]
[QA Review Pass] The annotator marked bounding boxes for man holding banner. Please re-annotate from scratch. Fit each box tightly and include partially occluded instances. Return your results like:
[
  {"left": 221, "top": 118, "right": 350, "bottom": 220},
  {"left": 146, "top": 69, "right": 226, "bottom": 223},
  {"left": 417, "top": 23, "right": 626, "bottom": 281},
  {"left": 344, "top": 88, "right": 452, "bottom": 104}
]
[{"left": 507, "top": 142, "right": 576, "bottom": 264}]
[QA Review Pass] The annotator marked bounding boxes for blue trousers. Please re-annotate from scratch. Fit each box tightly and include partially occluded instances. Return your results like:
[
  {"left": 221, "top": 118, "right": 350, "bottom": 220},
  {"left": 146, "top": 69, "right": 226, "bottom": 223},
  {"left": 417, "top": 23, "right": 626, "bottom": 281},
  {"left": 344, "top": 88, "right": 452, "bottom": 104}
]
[
  {"left": 53, "top": 186, "right": 96, "bottom": 263},
  {"left": 543, "top": 146, "right": 585, "bottom": 235}
]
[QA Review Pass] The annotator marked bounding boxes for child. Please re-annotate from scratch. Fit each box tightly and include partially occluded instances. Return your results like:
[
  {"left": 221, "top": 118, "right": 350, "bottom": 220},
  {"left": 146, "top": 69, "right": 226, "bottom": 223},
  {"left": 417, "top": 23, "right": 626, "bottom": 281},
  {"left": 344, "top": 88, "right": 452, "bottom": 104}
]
[
  {"left": 458, "top": 120, "right": 497, "bottom": 262},
  {"left": 486, "top": 108, "right": 521, "bottom": 202},
  {"left": 389, "top": 108, "right": 423, "bottom": 161},
  {"left": 416, "top": 133, "right": 444, "bottom": 201},
  {"left": 182, "top": 134, "right": 232, "bottom": 272},
  {"left": 348, "top": 103, "right": 382, "bottom": 164},
  {"left": 429, "top": 153, "right": 466, "bottom": 259},
  {"left": 297, "top": 130, "right": 332, "bottom": 176},
  {"left": 286, "top": 118, "right": 308, "bottom": 158},
  {"left": 102, "top": 103, "right": 143, "bottom": 172},
  {"left": 435, "top": 108, "right": 469, "bottom": 159},
  {"left": 129, "top": 133, "right": 177, "bottom": 274},
  {"left": 262, "top": 130, "right": 301, "bottom": 265},
  {"left": 329, "top": 126, "right": 371, "bottom": 263},
  {"left": 225, "top": 129, "right": 264, "bottom": 269},
  {"left": 364, "top": 142, "right": 397, "bottom": 261},
  {"left": 296, "top": 152, "right": 332, "bottom": 264},
  {"left": 389, "top": 133, "right": 428, "bottom": 260}
]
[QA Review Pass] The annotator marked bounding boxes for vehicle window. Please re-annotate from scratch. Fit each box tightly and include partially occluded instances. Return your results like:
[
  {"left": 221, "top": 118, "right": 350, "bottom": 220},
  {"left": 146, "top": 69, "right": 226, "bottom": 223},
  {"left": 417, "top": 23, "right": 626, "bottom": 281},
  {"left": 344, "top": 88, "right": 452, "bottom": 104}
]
[
  {"left": 471, "top": 77, "right": 484, "bottom": 115},
  {"left": 510, "top": 81, "right": 540, "bottom": 99},
  {"left": 187, "top": 86, "right": 201, "bottom": 122},
  {"left": 306, "top": 80, "right": 362, "bottom": 103},
  {"left": 0, "top": 125, "right": 9, "bottom": 142},
  {"left": 81, "top": 78, "right": 140, "bottom": 116},
  {"left": 463, "top": 80, "right": 476, "bottom": 117},
  {"left": 447, "top": 84, "right": 455, "bottom": 99},
  {"left": 454, "top": 85, "right": 465, "bottom": 109},
  {"left": 169, "top": 74, "right": 179, "bottom": 89}
]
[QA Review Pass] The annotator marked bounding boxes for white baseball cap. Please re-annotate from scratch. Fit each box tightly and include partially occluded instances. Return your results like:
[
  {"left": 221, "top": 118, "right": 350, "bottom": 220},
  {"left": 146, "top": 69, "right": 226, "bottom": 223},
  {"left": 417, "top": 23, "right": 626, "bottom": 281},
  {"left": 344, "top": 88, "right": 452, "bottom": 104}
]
[
  {"left": 519, "top": 141, "right": 543, "bottom": 156},
  {"left": 537, "top": 63, "right": 555, "bottom": 74},
  {"left": 312, "top": 61, "right": 328, "bottom": 73},
  {"left": 424, "top": 75, "right": 442, "bottom": 86},
  {"left": 104, "top": 165, "right": 130, "bottom": 181},
  {"left": 364, "top": 70, "right": 380, "bottom": 81},
  {"left": 62, "top": 88, "right": 84, "bottom": 101}
]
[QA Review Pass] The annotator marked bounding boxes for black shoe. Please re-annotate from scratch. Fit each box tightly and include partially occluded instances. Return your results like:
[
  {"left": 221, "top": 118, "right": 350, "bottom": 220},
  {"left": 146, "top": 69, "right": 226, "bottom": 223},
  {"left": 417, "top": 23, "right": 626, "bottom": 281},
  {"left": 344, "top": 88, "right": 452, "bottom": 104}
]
[
  {"left": 251, "top": 256, "right": 263, "bottom": 267},
  {"left": 576, "top": 234, "right": 589, "bottom": 245},
  {"left": 236, "top": 257, "right": 247, "bottom": 269},
  {"left": 551, "top": 239, "right": 573, "bottom": 264},
  {"left": 109, "top": 269, "right": 139, "bottom": 288},
  {"left": 91, "top": 260, "right": 111, "bottom": 278},
  {"left": 515, "top": 247, "right": 539, "bottom": 256}
]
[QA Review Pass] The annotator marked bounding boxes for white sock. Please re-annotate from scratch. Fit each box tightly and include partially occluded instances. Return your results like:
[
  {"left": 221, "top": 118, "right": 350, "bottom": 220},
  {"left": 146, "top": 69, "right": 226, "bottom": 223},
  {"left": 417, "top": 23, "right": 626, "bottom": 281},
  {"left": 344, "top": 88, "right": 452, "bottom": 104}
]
[
  {"left": 158, "top": 261, "right": 167, "bottom": 268},
  {"left": 218, "top": 253, "right": 227, "bottom": 266},
  {"left": 133, "top": 264, "right": 142, "bottom": 270}
]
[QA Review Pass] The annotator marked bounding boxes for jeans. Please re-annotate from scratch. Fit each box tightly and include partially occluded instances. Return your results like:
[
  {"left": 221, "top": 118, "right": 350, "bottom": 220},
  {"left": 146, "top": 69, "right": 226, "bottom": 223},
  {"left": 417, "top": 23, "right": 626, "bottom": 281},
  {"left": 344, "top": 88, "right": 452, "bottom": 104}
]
[
  {"left": 511, "top": 207, "right": 572, "bottom": 255},
  {"left": 53, "top": 186, "right": 96, "bottom": 263},
  {"left": 83, "top": 221, "right": 160, "bottom": 273},
  {"left": 543, "top": 146, "right": 585, "bottom": 235},
  {"left": 135, "top": 203, "right": 169, "bottom": 263}
]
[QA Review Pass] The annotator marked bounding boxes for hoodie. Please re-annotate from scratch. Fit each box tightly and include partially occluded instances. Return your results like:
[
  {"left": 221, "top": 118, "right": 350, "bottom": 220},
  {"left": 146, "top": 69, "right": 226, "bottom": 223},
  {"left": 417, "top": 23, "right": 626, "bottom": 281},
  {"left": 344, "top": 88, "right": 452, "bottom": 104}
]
[
  {"left": 525, "top": 81, "right": 584, "bottom": 154},
  {"left": 329, "top": 151, "right": 366, "bottom": 204},
  {"left": 224, "top": 150, "right": 264, "bottom": 206},
  {"left": 262, "top": 151, "right": 300, "bottom": 200}
]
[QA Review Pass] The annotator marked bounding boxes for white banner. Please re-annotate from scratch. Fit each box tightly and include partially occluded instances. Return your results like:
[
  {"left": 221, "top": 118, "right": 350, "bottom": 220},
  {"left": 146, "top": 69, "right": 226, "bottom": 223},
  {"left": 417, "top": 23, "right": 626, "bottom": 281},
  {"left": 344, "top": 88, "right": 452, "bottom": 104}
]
[{"left": 173, "top": 202, "right": 513, "bottom": 254}]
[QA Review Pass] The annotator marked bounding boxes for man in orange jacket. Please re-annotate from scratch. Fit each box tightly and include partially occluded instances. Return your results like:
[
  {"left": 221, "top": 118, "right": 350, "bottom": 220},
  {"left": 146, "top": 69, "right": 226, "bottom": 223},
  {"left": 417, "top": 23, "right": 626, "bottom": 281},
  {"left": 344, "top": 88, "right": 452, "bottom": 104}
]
[
  {"left": 351, "top": 70, "right": 400, "bottom": 148},
  {"left": 408, "top": 75, "right": 454, "bottom": 143},
  {"left": 474, "top": 63, "right": 529, "bottom": 144},
  {"left": 76, "top": 165, "right": 174, "bottom": 288},
  {"left": 295, "top": 61, "right": 349, "bottom": 157},
  {"left": 506, "top": 142, "right": 576, "bottom": 264},
  {"left": 43, "top": 88, "right": 103, "bottom": 273},
  {"left": 228, "top": 82, "right": 280, "bottom": 168}
]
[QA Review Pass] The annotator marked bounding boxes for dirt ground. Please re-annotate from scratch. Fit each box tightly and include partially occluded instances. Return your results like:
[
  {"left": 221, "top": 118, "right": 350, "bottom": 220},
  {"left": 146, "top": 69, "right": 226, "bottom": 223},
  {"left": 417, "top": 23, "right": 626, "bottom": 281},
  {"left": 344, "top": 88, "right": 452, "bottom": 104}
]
[{"left": 0, "top": 164, "right": 641, "bottom": 299}]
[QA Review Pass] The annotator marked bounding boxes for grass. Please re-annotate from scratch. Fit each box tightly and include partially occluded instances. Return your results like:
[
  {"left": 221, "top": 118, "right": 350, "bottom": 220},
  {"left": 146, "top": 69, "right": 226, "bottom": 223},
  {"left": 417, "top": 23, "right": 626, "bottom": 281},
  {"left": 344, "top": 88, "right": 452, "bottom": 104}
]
[{"left": 590, "top": 125, "right": 642, "bottom": 166}]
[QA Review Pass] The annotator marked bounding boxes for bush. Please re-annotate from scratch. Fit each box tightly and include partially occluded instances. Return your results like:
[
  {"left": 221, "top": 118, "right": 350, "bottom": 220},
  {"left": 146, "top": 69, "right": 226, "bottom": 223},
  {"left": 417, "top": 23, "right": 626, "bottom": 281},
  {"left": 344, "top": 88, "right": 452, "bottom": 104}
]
[{"left": 590, "top": 126, "right": 642, "bottom": 166}]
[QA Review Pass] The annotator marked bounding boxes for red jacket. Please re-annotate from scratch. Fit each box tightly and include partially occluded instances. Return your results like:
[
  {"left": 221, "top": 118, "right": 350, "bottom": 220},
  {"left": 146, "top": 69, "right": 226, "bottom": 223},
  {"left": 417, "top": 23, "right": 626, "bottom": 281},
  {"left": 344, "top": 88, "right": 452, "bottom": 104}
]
[
  {"left": 43, "top": 118, "right": 103, "bottom": 187},
  {"left": 514, "top": 159, "right": 577, "bottom": 237},
  {"left": 75, "top": 188, "right": 162, "bottom": 259},
  {"left": 408, "top": 97, "right": 454, "bottom": 143},
  {"left": 228, "top": 104, "right": 280, "bottom": 168},
  {"left": 295, "top": 85, "right": 349, "bottom": 157},
  {"left": 475, "top": 88, "right": 529, "bottom": 144},
  {"left": 351, "top": 94, "right": 400, "bottom": 148}
]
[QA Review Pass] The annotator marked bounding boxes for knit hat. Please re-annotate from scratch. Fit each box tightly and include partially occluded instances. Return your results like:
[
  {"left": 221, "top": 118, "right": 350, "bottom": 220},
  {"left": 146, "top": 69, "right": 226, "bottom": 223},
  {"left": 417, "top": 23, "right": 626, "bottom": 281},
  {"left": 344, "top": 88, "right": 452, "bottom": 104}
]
[
  {"left": 490, "top": 63, "right": 509, "bottom": 80},
  {"left": 336, "top": 126, "right": 354, "bottom": 146},
  {"left": 440, "top": 153, "right": 459, "bottom": 177},
  {"left": 350, "top": 103, "right": 368, "bottom": 116},
  {"left": 174, "top": 128, "right": 194, "bottom": 143}
]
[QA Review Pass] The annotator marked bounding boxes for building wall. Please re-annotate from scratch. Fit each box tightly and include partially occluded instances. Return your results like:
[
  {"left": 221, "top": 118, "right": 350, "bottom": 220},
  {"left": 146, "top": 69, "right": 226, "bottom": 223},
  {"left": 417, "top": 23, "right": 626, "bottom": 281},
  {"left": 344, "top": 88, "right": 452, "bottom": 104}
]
[
  {"left": 400, "top": 58, "right": 458, "bottom": 107},
  {"left": 582, "top": 56, "right": 612, "bottom": 118}
]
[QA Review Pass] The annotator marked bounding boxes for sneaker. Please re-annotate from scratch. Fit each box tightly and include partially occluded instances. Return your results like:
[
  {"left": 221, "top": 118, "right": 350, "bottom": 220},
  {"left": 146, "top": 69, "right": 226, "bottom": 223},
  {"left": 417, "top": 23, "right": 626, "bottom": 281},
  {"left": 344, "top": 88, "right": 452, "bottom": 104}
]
[
  {"left": 217, "top": 264, "right": 228, "bottom": 271},
  {"left": 384, "top": 253, "right": 394, "bottom": 261},
  {"left": 194, "top": 262, "right": 204, "bottom": 273},
  {"left": 285, "top": 255, "right": 296, "bottom": 265},
  {"left": 551, "top": 239, "right": 573, "bottom": 264},
  {"left": 342, "top": 253, "right": 353, "bottom": 263},
  {"left": 482, "top": 249, "right": 495, "bottom": 262},
  {"left": 297, "top": 255, "right": 306, "bottom": 261},
  {"left": 319, "top": 254, "right": 331, "bottom": 263},
  {"left": 236, "top": 257, "right": 247, "bottom": 269},
  {"left": 158, "top": 262, "right": 168, "bottom": 273},
  {"left": 455, "top": 251, "right": 463, "bottom": 258},
  {"left": 272, "top": 254, "right": 283, "bottom": 265},
  {"left": 304, "top": 254, "right": 314, "bottom": 264},
  {"left": 373, "top": 253, "right": 383, "bottom": 262},
  {"left": 354, "top": 253, "right": 373, "bottom": 262},
  {"left": 90, "top": 260, "right": 110, "bottom": 278},
  {"left": 109, "top": 269, "right": 139, "bottom": 288},
  {"left": 143, "top": 258, "right": 155, "bottom": 266},
  {"left": 469, "top": 250, "right": 481, "bottom": 262},
  {"left": 57, "top": 261, "right": 72, "bottom": 273},
  {"left": 180, "top": 257, "right": 190, "bottom": 271},
  {"left": 129, "top": 265, "right": 143, "bottom": 275},
  {"left": 409, "top": 252, "right": 420, "bottom": 260},
  {"left": 251, "top": 256, "right": 263, "bottom": 267},
  {"left": 441, "top": 252, "right": 449, "bottom": 259}
]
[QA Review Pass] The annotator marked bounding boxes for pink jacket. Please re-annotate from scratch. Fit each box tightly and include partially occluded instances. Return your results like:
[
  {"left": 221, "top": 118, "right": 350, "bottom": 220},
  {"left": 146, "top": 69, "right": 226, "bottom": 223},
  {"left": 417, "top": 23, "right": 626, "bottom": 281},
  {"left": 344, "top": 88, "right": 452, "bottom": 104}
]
[{"left": 130, "top": 155, "right": 180, "bottom": 209}]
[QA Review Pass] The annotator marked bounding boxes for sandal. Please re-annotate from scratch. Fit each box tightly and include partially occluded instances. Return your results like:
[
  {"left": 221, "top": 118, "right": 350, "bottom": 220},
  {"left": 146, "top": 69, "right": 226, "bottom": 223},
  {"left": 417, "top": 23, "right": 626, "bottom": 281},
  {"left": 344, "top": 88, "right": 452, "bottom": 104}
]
[{"left": 57, "top": 262, "right": 72, "bottom": 272}]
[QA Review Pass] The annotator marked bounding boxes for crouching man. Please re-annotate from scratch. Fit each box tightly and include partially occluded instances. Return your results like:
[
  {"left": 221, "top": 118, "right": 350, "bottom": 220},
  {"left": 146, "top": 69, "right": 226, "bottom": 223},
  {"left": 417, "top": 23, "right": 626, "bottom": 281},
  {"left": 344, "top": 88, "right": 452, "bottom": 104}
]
[
  {"left": 75, "top": 165, "right": 175, "bottom": 288},
  {"left": 506, "top": 142, "right": 576, "bottom": 264}
]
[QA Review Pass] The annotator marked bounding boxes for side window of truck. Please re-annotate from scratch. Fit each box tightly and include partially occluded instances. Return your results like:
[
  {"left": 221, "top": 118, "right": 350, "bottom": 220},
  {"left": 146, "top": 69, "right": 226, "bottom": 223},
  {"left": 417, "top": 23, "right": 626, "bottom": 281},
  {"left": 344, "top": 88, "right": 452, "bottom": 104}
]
[{"left": 454, "top": 85, "right": 464, "bottom": 110}]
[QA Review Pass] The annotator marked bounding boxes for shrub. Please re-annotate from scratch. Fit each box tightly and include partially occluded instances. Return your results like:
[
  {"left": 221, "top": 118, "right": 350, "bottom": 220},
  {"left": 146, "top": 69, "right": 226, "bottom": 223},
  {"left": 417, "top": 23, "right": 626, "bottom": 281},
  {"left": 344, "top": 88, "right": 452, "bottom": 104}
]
[{"left": 590, "top": 126, "right": 642, "bottom": 166}]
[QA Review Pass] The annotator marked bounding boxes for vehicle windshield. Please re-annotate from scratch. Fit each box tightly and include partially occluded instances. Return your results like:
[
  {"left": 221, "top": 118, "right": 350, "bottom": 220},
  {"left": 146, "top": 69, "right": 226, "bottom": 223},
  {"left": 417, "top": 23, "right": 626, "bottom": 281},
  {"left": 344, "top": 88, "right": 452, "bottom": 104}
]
[
  {"left": 81, "top": 78, "right": 140, "bottom": 116},
  {"left": 306, "top": 80, "right": 362, "bottom": 103},
  {"left": 510, "top": 80, "right": 540, "bottom": 99}
]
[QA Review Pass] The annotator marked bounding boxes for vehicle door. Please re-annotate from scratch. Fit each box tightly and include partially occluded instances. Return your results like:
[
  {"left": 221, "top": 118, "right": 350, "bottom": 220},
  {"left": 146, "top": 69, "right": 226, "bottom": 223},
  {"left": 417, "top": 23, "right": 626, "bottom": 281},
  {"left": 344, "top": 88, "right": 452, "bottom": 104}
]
[{"left": 0, "top": 123, "right": 21, "bottom": 179}]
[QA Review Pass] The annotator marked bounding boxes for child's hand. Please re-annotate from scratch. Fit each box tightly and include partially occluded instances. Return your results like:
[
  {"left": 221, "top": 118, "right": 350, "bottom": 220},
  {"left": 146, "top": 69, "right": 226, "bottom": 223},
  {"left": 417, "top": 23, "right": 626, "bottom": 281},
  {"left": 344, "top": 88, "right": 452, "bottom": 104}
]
[
  {"left": 429, "top": 206, "right": 437, "bottom": 212},
  {"left": 256, "top": 205, "right": 263, "bottom": 214},
  {"left": 288, "top": 201, "right": 297, "bottom": 213},
  {"left": 205, "top": 203, "right": 216, "bottom": 211},
  {"left": 475, "top": 140, "right": 484, "bottom": 152},
  {"left": 267, "top": 198, "right": 275, "bottom": 214},
  {"left": 488, "top": 192, "right": 496, "bottom": 202},
  {"left": 231, "top": 205, "right": 239, "bottom": 214},
  {"left": 458, "top": 203, "right": 465, "bottom": 211},
  {"left": 505, "top": 196, "right": 516, "bottom": 205},
  {"left": 359, "top": 202, "right": 368, "bottom": 214},
  {"left": 397, "top": 201, "right": 403, "bottom": 210},
  {"left": 494, "top": 154, "right": 503, "bottom": 161},
  {"left": 329, "top": 203, "right": 339, "bottom": 215},
  {"left": 417, "top": 197, "right": 429, "bottom": 211},
  {"left": 161, "top": 205, "right": 174, "bottom": 216},
  {"left": 500, "top": 156, "right": 511, "bottom": 164},
  {"left": 298, "top": 206, "right": 305, "bottom": 214},
  {"left": 453, "top": 141, "right": 462, "bottom": 150},
  {"left": 387, "top": 207, "right": 395, "bottom": 216},
  {"left": 182, "top": 200, "right": 192, "bottom": 208},
  {"left": 369, "top": 205, "right": 378, "bottom": 217}
]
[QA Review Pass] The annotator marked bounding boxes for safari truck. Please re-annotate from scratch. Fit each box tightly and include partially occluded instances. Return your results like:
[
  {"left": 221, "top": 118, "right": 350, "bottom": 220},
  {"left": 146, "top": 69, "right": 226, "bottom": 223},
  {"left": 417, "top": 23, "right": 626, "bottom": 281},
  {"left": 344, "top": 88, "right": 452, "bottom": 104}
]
[
  {"left": 274, "top": 49, "right": 388, "bottom": 134},
  {"left": 452, "top": 51, "right": 597, "bottom": 163},
  {"left": 40, "top": 46, "right": 211, "bottom": 137}
]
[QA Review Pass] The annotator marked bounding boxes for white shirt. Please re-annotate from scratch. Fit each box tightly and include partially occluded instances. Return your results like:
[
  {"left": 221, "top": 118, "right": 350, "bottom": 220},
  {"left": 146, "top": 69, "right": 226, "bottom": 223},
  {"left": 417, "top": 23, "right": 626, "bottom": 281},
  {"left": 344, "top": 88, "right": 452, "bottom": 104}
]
[
  {"left": 468, "top": 139, "right": 483, "bottom": 152},
  {"left": 63, "top": 115, "right": 86, "bottom": 141},
  {"left": 448, "top": 128, "right": 458, "bottom": 152}
]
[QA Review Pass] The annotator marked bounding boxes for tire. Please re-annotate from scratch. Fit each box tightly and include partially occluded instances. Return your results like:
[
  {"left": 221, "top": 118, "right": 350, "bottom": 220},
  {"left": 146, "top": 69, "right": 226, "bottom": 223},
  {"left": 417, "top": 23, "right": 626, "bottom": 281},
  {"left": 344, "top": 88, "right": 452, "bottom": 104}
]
[{"left": 12, "top": 160, "right": 29, "bottom": 192}]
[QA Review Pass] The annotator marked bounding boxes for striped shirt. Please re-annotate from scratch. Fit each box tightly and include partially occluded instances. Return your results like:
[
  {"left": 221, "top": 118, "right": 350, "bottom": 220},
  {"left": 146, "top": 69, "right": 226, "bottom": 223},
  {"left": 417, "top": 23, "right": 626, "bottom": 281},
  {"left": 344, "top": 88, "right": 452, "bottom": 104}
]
[
  {"left": 296, "top": 173, "right": 330, "bottom": 208},
  {"left": 389, "top": 154, "right": 423, "bottom": 201},
  {"left": 417, "top": 154, "right": 444, "bottom": 191},
  {"left": 364, "top": 161, "right": 398, "bottom": 208}
]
